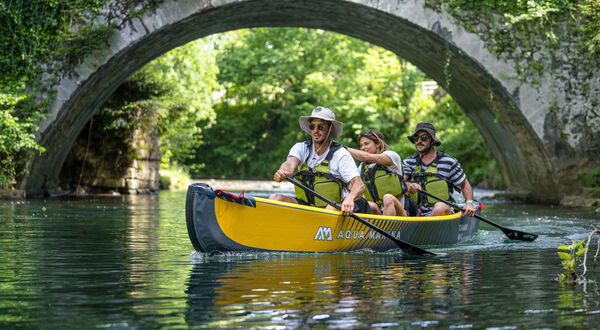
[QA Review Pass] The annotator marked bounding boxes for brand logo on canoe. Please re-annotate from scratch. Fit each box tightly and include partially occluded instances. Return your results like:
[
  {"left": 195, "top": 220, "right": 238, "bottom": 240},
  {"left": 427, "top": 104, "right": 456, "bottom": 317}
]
[
  {"left": 335, "top": 229, "right": 401, "bottom": 240},
  {"left": 314, "top": 227, "right": 333, "bottom": 241}
]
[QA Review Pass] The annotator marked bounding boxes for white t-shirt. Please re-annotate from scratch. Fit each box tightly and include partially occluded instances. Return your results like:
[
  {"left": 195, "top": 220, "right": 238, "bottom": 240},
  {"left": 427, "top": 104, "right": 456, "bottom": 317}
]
[
  {"left": 360, "top": 150, "right": 403, "bottom": 174},
  {"left": 382, "top": 150, "right": 403, "bottom": 175},
  {"left": 288, "top": 141, "right": 360, "bottom": 197}
]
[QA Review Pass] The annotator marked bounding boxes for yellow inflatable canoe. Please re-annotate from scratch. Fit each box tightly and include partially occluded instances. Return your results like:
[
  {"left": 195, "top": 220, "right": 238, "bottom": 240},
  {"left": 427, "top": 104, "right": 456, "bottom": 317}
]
[{"left": 186, "top": 183, "right": 478, "bottom": 253}]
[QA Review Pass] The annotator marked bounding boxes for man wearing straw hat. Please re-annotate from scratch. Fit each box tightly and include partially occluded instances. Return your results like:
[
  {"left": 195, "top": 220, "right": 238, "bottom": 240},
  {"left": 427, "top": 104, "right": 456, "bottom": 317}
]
[{"left": 270, "top": 106, "right": 369, "bottom": 216}]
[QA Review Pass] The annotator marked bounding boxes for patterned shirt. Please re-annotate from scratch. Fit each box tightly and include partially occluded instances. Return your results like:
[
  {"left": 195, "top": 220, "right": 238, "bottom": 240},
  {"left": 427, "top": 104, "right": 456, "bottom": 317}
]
[{"left": 403, "top": 151, "right": 466, "bottom": 214}]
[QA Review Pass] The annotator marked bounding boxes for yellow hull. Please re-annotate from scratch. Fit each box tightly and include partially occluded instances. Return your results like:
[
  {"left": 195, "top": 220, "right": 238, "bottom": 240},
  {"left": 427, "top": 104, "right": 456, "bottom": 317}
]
[{"left": 186, "top": 183, "right": 478, "bottom": 253}]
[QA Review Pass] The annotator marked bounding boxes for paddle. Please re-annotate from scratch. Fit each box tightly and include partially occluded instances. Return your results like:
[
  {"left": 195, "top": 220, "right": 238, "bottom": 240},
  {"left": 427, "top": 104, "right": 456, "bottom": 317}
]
[
  {"left": 416, "top": 189, "right": 538, "bottom": 241},
  {"left": 285, "top": 177, "right": 436, "bottom": 256}
]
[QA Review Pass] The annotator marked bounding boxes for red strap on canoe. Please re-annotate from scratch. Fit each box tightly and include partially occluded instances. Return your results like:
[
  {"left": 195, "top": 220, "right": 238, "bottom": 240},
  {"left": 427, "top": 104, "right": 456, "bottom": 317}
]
[
  {"left": 216, "top": 189, "right": 246, "bottom": 201},
  {"left": 477, "top": 201, "right": 484, "bottom": 211},
  {"left": 215, "top": 189, "right": 256, "bottom": 207}
]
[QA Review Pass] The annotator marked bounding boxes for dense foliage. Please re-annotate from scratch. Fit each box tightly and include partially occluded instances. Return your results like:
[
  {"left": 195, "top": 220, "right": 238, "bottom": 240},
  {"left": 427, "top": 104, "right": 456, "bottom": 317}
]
[
  {"left": 578, "top": 167, "right": 600, "bottom": 197},
  {"left": 185, "top": 28, "right": 501, "bottom": 186},
  {"left": 0, "top": 96, "right": 45, "bottom": 188},
  {"left": 7, "top": 1, "right": 598, "bottom": 191},
  {"left": 428, "top": 0, "right": 600, "bottom": 77},
  {"left": 60, "top": 37, "right": 219, "bottom": 189},
  {"left": 187, "top": 28, "right": 418, "bottom": 178},
  {"left": 134, "top": 38, "right": 219, "bottom": 169},
  {"left": 0, "top": 0, "right": 164, "bottom": 188}
]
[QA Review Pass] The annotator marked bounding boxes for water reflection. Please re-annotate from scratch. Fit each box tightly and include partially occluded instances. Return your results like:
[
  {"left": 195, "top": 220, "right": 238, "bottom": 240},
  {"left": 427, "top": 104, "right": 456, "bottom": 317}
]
[
  {"left": 125, "top": 194, "right": 160, "bottom": 302},
  {"left": 0, "top": 196, "right": 142, "bottom": 327},
  {"left": 184, "top": 252, "right": 483, "bottom": 328},
  {"left": 0, "top": 193, "right": 190, "bottom": 328},
  {"left": 1, "top": 191, "right": 600, "bottom": 328}
]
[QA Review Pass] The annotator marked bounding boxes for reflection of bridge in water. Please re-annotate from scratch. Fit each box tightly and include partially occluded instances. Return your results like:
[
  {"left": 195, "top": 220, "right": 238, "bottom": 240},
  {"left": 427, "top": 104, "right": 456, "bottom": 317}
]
[
  {"left": 27, "top": 0, "right": 599, "bottom": 204},
  {"left": 184, "top": 252, "right": 482, "bottom": 328}
]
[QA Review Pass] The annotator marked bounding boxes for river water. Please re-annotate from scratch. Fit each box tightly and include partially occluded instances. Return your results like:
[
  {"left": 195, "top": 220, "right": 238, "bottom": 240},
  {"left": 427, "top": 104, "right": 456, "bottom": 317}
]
[{"left": 1, "top": 189, "right": 599, "bottom": 328}]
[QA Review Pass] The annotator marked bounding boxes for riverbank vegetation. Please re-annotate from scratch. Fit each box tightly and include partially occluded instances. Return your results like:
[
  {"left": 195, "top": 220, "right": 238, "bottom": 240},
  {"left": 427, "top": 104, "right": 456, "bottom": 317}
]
[
  {"left": 2, "top": 0, "right": 599, "bottom": 192},
  {"left": 428, "top": 0, "right": 600, "bottom": 72},
  {"left": 557, "top": 225, "right": 600, "bottom": 285},
  {"left": 0, "top": 0, "right": 165, "bottom": 189}
]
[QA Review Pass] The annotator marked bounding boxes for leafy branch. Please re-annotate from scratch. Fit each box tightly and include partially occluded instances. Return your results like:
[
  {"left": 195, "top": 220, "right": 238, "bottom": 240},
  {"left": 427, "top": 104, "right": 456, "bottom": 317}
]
[
  {"left": 0, "top": 0, "right": 165, "bottom": 190},
  {"left": 557, "top": 225, "right": 600, "bottom": 284}
]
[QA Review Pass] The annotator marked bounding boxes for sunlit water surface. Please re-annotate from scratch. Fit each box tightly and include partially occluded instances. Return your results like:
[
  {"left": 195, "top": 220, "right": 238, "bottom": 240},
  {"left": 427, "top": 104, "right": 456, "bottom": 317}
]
[{"left": 1, "top": 189, "right": 599, "bottom": 328}]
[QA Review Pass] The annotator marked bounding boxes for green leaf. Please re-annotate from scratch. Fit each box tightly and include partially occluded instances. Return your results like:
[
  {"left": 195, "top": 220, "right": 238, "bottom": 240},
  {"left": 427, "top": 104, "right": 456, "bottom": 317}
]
[{"left": 557, "top": 251, "right": 572, "bottom": 261}]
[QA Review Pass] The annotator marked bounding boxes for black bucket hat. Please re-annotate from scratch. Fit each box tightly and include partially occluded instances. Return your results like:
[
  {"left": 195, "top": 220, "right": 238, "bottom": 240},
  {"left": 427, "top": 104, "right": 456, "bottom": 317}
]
[{"left": 407, "top": 122, "right": 441, "bottom": 146}]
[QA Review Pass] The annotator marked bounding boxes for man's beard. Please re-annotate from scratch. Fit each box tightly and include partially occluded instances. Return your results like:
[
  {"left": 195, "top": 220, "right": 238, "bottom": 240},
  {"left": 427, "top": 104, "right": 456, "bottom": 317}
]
[
  {"left": 418, "top": 143, "right": 433, "bottom": 155},
  {"left": 314, "top": 127, "right": 332, "bottom": 145},
  {"left": 314, "top": 136, "right": 327, "bottom": 144}
]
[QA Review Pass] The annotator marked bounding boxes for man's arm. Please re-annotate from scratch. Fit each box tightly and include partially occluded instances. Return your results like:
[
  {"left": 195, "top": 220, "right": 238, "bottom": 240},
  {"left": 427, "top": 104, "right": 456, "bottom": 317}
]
[
  {"left": 459, "top": 178, "right": 476, "bottom": 216},
  {"left": 340, "top": 176, "right": 365, "bottom": 216},
  {"left": 273, "top": 156, "right": 301, "bottom": 182},
  {"left": 404, "top": 174, "right": 421, "bottom": 194},
  {"left": 402, "top": 158, "right": 421, "bottom": 194}
]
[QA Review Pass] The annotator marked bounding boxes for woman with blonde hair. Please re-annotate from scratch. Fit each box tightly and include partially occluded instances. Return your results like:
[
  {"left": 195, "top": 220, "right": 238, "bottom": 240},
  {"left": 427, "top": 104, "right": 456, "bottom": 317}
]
[{"left": 347, "top": 129, "right": 408, "bottom": 216}]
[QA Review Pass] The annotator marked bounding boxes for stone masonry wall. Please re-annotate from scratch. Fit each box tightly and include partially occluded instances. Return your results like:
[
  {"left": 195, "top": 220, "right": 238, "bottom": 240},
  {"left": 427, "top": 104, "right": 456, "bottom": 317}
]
[{"left": 59, "top": 119, "right": 161, "bottom": 195}]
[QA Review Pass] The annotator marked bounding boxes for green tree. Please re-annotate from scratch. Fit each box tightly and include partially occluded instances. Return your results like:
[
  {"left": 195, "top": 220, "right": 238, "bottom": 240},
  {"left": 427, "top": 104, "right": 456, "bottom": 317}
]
[
  {"left": 1, "top": 0, "right": 165, "bottom": 189},
  {"left": 135, "top": 37, "right": 219, "bottom": 169},
  {"left": 0, "top": 101, "right": 45, "bottom": 188},
  {"left": 189, "top": 28, "right": 425, "bottom": 178},
  {"left": 393, "top": 92, "right": 505, "bottom": 187},
  {"left": 60, "top": 37, "right": 219, "bottom": 189}
]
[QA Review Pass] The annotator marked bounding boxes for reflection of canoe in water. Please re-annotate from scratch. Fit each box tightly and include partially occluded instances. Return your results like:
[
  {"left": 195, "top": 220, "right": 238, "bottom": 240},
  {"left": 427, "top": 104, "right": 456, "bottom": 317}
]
[
  {"left": 185, "top": 254, "right": 403, "bottom": 317},
  {"left": 186, "top": 183, "right": 478, "bottom": 253}
]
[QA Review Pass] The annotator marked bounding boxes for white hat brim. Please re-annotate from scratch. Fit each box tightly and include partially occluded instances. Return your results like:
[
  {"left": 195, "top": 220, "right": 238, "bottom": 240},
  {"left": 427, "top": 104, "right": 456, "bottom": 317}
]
[{"left": 299, "top": 116, "right": 343, "bottom": 139}]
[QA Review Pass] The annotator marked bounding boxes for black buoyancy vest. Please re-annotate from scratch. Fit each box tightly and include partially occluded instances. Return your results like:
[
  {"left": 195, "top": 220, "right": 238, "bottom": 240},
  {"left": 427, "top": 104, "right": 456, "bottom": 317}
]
[{"left": 294, "top": 140, "right": 347, "bottom": 207}]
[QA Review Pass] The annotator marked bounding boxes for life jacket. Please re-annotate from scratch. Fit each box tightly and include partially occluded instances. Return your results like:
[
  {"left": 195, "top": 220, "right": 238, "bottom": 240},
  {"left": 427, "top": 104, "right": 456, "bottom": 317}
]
[
  {"left": 294, "top": 140, "right": 347, "bottom": 207},
  {"left": 408, "top": 151, "right": 456, "bottom": 207},
  {"left": 359, "top": 162, "right": 407, "bottom": 206}
]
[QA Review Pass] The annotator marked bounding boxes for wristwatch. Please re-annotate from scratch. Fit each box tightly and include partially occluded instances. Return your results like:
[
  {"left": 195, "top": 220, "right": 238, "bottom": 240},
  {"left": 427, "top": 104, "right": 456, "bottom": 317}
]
[{"left": 466, "top": 200, "right": 474, "bottom": 205}]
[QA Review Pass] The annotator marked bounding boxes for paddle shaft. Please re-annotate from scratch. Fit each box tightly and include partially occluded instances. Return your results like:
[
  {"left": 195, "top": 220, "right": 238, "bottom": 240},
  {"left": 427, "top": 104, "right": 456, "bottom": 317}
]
[
  {"left": 417, "top": 189, "right": 538, "bottom": 241},
  {"left": 285, "top": 177, "right": 435, "bottom": 256}
]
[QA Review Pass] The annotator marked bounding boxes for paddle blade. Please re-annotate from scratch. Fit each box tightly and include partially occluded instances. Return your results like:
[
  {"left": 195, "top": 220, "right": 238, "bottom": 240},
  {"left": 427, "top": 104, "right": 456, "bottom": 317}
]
[
  {"left": 401, "top": 244, "right": 436, "bottom": 257},
  {"left": 503, "top": 228, "right": 538, "bottom": 241},
  {"left": 350, "top": 214, "right": 436, "bottom": 256}
]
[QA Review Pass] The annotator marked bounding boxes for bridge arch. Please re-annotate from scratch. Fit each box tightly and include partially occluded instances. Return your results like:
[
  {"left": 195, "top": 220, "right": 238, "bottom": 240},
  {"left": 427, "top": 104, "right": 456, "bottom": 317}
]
[{"left": 27, "top": 0, "right": 562, "bottom": 201}]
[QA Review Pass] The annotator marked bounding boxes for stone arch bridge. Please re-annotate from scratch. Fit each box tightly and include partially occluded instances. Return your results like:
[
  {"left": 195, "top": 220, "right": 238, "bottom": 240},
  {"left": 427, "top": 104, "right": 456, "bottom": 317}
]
[{"left": 26, "top": 0, "right": 600, "bottom": 203}]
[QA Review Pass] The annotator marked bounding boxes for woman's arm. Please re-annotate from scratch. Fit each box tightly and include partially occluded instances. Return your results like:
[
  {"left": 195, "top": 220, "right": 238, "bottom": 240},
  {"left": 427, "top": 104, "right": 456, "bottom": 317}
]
[
  {"left": 340, "top": 176, "right": 365, "bottom": 216},
  {"left": 347, "top": 147, "right": 394, "bottom": 166}
]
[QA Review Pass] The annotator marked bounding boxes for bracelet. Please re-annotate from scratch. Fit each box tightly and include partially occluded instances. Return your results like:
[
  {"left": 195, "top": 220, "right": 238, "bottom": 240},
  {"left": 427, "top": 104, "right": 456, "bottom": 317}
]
[{"left": 466, "top": 200, "right": 474, "bottom": 204}]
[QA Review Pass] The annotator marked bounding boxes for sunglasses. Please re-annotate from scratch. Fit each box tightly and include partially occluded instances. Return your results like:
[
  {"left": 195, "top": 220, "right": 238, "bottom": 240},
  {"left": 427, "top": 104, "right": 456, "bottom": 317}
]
[
  {"left": 360, "top": 129, "right": 376, "bottom": 137},
  {"left": 309, "top": 123, "right": 327, "bottom": 131},
  {"left": 360, "top": 129, "right": 381, "bottom": 143},
  {"left": 414, "top": 135, "right": 431, "bottom": 142}
]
